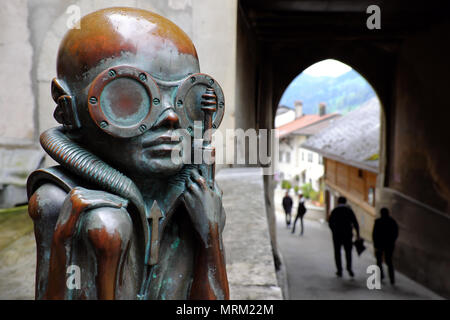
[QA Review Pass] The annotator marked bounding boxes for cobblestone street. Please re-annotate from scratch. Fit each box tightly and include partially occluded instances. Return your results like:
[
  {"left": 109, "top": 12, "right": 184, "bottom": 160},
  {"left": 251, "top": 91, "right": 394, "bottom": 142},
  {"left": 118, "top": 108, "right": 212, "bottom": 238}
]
[
  {"left": 275, "top": 206, "right": 442, "bottom": 299},
  {"left": 0, "top": 207, "right": 35, "bottom": 300}
]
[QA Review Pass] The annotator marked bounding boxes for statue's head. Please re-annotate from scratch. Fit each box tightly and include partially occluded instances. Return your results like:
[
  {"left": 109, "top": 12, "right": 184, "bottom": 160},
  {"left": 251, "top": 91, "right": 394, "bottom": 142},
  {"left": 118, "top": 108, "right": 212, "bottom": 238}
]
[{"left": 51, "top": 7, "right": 223, "bottom": 178}]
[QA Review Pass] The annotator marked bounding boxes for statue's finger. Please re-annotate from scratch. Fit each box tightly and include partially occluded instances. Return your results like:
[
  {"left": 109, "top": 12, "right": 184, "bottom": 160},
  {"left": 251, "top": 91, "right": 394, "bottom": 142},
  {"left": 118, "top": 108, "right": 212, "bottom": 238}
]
[
  {"left": 185, "top": 177, "right": 201, "bottom": 194},
  {"left": 190, "top": 170, "right": 207, "bottom": 191}
]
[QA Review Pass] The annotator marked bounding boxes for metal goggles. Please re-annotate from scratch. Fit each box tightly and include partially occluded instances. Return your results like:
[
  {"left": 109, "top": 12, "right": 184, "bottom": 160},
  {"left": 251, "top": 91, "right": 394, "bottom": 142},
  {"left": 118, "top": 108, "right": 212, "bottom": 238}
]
[{"left": 87, "top": 65, "right": 225, "bottom": 138}]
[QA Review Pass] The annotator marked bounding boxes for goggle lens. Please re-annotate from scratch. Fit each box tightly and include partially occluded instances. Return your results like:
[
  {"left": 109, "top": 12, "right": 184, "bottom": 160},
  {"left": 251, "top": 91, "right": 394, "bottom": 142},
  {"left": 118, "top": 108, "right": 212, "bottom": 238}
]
[
  {"left": 88, "top": 66, "right": 224, "bottom": 138},
  {"left": 101, "top": 78, "right": 150, "bottom": 127}
]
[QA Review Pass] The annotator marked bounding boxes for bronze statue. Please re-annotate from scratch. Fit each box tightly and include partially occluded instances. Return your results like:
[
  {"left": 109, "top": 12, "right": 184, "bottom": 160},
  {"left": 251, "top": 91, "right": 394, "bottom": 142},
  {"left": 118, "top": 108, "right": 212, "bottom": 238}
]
[{"left": 27, "top": 7, "right": 229, "bottom": 300}]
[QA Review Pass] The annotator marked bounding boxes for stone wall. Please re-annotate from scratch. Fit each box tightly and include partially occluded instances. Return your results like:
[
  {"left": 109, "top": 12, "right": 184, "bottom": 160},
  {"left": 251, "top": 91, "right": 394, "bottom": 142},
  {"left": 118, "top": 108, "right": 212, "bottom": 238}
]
[
  {"left": 0, "top": 0, "right": 35, "bottom": 143},
  {"left": 0, "top": 1, "right": 44, "bottom": 206},
  {"left": 389, "top": 22, "right": 450, "bottom": 214},
  {"left": 217, "top": 168, "right": 282, "bottom": 299},
  {"left": 378, "top": 21, "right": 450, "bottom": 298},
  {"left": 0, "top": 0, "right": 238, "bottom": 202}
]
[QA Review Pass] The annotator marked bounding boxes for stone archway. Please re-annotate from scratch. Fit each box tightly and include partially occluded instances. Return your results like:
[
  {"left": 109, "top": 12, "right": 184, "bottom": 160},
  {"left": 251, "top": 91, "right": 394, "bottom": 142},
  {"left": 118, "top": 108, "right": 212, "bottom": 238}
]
[
  {"left": 237, "top": 0, "right": 450, "bottom": 297},
  {"left": 274, "top": 57, "right": 388, "bottom": 185}
]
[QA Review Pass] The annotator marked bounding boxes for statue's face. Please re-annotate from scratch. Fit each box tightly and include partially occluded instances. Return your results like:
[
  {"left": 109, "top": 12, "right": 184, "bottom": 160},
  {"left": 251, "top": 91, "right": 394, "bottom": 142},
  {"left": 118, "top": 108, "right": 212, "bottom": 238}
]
[
  {"left": 74, "top": 55, "right": 224, "bottom": 179},
  {"left": 55, "top": 8, "right": 223, "bottom": 179},
  {"left": 107, "top": 95, "right": 185, "bottom": 178},
  {"left": 109, "top": 80, "right": 186, "bottom": 178},
  {"left": 78, "top": 62, "right": 197, "bottom": 178}
]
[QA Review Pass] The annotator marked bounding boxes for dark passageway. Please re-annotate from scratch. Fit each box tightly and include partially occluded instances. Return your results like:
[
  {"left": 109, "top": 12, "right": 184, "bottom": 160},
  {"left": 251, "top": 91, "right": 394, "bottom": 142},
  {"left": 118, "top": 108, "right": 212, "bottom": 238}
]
[{"left": 235, "top": 0, "right": 450, "bottom": 297}]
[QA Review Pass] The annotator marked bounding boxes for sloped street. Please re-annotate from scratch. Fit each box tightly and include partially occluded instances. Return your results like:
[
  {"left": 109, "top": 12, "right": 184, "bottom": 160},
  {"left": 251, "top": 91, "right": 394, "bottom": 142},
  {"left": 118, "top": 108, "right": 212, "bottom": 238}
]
[{"left": 275, "top": 205, "right": 442, "bottom": 299}]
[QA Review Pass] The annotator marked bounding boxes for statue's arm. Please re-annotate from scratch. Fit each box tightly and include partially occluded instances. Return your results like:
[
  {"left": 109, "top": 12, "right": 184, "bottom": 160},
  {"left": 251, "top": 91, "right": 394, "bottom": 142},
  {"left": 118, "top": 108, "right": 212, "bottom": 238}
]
[
  {"left": 182, "top": 170, "right": 230, "bottom": 300},
  {"left": 31, "top": 186, "right": 130, "bottom": 300},
  {"left": 189, "top": 204, "right": 229, "bottom": 300},
  {"left": 28, "top": 183, "right": 67, "bottom": 299}
]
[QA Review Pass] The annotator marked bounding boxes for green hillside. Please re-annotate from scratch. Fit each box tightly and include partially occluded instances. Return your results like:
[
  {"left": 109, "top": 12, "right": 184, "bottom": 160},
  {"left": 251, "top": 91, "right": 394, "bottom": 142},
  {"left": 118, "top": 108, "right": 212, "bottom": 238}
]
[{"left": 279, "top": 69, "right": 376, "bottom": 114}]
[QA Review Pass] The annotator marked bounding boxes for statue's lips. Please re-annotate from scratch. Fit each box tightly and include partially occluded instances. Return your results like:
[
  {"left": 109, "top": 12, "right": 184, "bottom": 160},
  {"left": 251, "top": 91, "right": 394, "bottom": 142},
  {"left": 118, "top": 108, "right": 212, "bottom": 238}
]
[{"left": 142, "top": 134, "right": 181, "bottom": 157}]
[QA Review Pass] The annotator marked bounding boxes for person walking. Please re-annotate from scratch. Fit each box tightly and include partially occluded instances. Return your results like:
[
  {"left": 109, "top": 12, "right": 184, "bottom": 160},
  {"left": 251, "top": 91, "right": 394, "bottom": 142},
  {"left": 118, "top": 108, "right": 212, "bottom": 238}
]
[
  {"left": 282, "top": 191, "right": 293, "bottom": 227},
  {"left": 372, "top": 207, "right": 399, "bottom": 284},
  {"left": 292, "top": 193, "right": 307, "bottom": 235},
  {"left": 328, "top": 196, "right": 360, "bottom": 277}
]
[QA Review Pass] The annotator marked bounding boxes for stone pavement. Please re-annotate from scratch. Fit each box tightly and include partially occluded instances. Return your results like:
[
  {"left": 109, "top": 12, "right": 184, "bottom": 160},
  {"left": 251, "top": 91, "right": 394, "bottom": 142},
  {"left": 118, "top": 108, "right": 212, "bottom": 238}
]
[
  {"left": 276, "top": 208, "right": 443, "bottom": 300},
  {"left": 0, "top": 233, "right": 35, "bottom": 299},
  {"left": 0, "top": 206, "right": 35, "bottom": 300}
]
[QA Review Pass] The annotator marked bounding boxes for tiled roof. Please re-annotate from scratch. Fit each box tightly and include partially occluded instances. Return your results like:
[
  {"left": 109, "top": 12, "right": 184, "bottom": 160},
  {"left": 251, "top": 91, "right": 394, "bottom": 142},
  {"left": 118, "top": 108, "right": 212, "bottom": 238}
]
[
  {"left": 292, "top": 115, "right": 342, "bottom": 136},
  {"left": 301, "top": 97, "right": 380, "bottom": 172},
  {"left": 276, "top": 113, "right": 340, "bottom": 138}
]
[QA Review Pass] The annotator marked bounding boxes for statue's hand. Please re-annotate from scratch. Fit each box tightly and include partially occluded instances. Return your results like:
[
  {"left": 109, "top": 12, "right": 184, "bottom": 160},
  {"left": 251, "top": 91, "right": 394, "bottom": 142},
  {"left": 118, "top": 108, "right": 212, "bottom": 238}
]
[
  {"left": 182, "top": 168, "right": 224, "bottom": 246},
  {"left": 181, "top": 168, "right": 229, "bottom": 299}
]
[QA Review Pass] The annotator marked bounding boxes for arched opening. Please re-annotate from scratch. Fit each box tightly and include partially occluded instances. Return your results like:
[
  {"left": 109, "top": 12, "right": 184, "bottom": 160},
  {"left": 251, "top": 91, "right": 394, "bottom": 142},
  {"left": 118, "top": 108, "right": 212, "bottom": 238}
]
[
  {"left": 274, "top": 59, "right": 387, "bottom": 298},
  {"left": 276, "top": 59, "right": 381, "bottom": 218}
]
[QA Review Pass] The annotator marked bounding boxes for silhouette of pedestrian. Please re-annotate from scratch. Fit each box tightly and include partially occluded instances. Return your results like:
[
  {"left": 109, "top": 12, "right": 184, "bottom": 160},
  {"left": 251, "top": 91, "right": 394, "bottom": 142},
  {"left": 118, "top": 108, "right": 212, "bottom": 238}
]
[
  {"left": 282, "top": 191, "right": 293, "bottom": 227},
  {"left": 292, "top": 193, "right": 307, "bottom": 235},
  {"left": 373, "top": 207, "right": 399, "bottom": 284},
  {"left": 329, "top": 196, "right": 360, "bottom": 277}
]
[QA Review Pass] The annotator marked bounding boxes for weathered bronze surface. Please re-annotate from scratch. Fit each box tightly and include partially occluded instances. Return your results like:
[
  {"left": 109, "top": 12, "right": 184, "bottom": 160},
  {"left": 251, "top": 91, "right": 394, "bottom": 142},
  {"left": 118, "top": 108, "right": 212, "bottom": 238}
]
[{"left": 27, "top": 7, "right": 229, "bottom": 300}]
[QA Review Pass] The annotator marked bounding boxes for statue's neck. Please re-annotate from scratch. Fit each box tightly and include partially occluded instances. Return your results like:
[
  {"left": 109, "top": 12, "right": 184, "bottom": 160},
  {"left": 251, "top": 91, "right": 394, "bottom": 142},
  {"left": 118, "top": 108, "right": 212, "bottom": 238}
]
[{"left": 132, "top": 174, "right": 185, "bottom": 216}]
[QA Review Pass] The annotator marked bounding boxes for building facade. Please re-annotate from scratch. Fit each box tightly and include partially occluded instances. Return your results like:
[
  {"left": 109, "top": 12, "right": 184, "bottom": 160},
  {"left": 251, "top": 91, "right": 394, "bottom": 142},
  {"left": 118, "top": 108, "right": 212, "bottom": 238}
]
[
  {"left": 303, "top": 97, "right": 380, "bottom": 239},
  {"left": 276, "top": 101, "right": 340, "bottom": 192},
  {"left": 324, "top": 158, "right": 377, "bottom": 239}
]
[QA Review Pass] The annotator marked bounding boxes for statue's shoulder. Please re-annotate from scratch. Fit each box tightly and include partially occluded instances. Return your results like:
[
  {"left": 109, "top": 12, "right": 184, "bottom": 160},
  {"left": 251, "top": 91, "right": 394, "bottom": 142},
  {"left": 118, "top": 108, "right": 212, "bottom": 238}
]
[
  {"left": 27, "top": 165, "right": 86, "bottom": 200},
  {"left": 27, "top": 166, "right": 129, "bottom": 216},
  {"left": 27, "top": 166, "right": 84, "bottom": 221}
]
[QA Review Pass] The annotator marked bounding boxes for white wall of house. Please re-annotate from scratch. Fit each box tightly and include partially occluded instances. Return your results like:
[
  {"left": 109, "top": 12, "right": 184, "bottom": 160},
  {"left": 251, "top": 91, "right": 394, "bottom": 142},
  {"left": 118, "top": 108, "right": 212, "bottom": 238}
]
[
  {"left": 274, "top": 109, "right": 295, "bottom": 128},
  {"left": 277, "top": 135, "right": 324, "bottom": 191},
  {"left": 298, "top": 147, "right": 324, "bottom": 190},
  {"left": 278, "top": 136, "right": 297, "bottom": 181}
]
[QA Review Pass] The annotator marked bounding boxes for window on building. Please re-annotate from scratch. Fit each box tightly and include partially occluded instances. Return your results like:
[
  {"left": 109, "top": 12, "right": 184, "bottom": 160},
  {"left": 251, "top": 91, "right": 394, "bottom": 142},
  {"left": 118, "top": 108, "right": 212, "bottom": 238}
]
[
  {"left": 302, "top": 152, "right": 304, "bottom": 161},
  {"left": 308, "top": 152, "right": 313, "bottom": 162},
  {"left": 358, "top": 169, "right": 363, "bottom": 178},
  {"left": 319, "top": 155, "right": 323, "bottom": 164},
  {"left": 286, "top": 152, "right": 291, "bottom": 163},
  {"left": 279, "top": 151, "right": 284, "bottom": 163}
]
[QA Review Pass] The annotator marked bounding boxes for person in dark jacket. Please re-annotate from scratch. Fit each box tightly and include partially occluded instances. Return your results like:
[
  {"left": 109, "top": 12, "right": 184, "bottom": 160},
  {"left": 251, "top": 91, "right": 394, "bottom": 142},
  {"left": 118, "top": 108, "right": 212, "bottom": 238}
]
[
  {"left": 372, "top": 207, "right": 399, "bottom": 284},
  {"left": 282, "top": 191, "right": 293, "bottom": 227},
  {"left": 292, "top": 193, "right": 307, "bottom": 235},
  {"left": 329, "top": 196, "right": 360, "bottom": 277}
]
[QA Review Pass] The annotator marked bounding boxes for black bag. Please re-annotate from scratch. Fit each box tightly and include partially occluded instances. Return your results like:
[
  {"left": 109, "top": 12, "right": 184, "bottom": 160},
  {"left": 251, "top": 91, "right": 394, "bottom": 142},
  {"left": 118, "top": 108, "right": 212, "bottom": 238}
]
[{"left": 354, "top": 238, "right": 366, "bottom": 256}]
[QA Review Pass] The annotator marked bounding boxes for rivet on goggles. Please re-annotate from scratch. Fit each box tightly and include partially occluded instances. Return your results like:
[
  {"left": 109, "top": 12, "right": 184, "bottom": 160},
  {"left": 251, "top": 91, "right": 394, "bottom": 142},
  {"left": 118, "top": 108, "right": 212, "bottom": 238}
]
[{"left": 87, "top": 65, "right": 225, "bottom": 138}]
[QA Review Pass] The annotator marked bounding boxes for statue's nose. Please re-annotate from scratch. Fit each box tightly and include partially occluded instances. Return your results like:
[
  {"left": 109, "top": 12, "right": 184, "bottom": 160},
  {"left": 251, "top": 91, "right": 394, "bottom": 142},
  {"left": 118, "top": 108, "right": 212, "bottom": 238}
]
[{"left": 153, "top": 108, "right": 180, "bottom": 129}]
